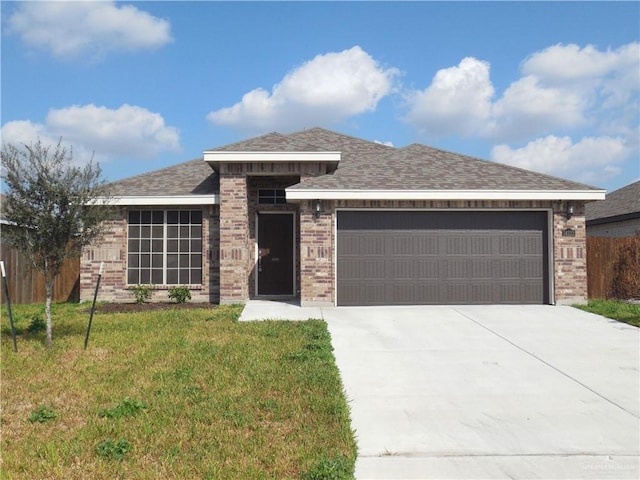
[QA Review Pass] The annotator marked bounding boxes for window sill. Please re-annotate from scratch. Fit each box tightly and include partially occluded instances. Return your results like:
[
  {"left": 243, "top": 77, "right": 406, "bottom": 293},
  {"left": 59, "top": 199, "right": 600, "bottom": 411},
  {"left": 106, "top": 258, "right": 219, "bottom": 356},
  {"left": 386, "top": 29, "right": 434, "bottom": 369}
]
[{"left": 126, "top": 285, "right": 204, "bottom": 291}]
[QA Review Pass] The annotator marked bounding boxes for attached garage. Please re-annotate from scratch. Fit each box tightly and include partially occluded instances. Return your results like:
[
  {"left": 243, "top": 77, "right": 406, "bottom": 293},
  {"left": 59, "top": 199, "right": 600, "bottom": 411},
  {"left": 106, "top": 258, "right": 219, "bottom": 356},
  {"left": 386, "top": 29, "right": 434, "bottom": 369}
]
[{"left": 337, "top": 210, "right": 550, "bottom": 306}]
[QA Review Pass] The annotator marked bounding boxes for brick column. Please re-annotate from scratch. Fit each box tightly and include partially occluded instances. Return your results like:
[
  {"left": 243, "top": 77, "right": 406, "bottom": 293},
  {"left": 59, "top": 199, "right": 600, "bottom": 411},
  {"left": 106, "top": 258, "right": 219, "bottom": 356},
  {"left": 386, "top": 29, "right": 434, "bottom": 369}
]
[
  {"left": 553, "top": 201, "right": 588, "bottom": 304},
  {"left": 219, "top": 169, "right": 250, "bottom": 303},
  {"left": 300, "top": 200, "right": 334, "bottom": 306}
]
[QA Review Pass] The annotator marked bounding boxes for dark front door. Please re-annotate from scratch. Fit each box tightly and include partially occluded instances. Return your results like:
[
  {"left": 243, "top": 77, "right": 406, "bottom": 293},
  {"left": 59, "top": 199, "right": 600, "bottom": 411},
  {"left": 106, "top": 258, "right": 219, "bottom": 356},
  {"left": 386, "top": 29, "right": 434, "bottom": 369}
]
[{"left": 257, "top": 213, "right": 294, "bottom": 296}]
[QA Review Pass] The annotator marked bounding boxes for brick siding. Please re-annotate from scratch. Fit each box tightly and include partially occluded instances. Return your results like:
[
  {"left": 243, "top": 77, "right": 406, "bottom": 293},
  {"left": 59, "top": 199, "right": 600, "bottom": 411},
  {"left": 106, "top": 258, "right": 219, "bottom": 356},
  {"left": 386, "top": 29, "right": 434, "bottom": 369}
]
[
  {"left": 84, "top": 195, "right": 589, "bottom": 306},
  {"left": 80, "top": 205, "right": 218, "bottom": 303},
  {"left": 587, "top": 217, "right": 640, "bottom": 238}
]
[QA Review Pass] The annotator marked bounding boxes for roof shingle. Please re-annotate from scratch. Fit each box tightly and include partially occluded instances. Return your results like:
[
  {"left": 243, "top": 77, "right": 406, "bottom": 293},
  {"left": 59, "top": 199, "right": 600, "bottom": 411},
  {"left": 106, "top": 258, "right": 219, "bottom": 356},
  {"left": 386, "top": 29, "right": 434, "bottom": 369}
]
[
  {"left": 586, "top": 180, "right": 640, "bottom": 221},
  {"left": 109, "top": 127, "right": 603, "bottom": 197}
]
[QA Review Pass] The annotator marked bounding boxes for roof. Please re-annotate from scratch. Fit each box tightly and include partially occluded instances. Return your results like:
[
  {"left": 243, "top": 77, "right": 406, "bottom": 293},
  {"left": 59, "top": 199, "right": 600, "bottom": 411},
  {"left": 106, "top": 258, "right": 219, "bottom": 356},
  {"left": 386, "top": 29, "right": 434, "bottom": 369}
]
[
  {"left": 108, "top": 127, "right": 605, "bottom": 203},
  {"left": 107, "top": 158, "right": 218, "bottom": 205},
  {"left": 586, "top": 180, "right": 640, "bottom": 224}
]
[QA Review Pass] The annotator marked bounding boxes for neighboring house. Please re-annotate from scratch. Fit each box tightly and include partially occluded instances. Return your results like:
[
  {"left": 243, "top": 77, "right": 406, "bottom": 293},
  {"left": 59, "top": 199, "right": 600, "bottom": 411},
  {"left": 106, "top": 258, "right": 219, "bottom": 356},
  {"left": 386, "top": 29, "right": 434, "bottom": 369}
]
[
  {"left": 585, "top": 180, "right": 640, "bottom": 237},
  {"left": 81, "top": 128, "right": 605, "bottom": 306}
]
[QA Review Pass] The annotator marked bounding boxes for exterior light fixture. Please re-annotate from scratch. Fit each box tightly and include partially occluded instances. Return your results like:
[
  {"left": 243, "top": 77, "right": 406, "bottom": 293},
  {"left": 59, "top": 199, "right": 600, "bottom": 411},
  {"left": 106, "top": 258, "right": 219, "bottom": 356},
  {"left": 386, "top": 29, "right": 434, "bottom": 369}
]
[
  {"left": 314, "top": 200, "right": 321, "bottom": 219},
  {"left": 567, "top": 203, "right": 574, "bottom": 220}
]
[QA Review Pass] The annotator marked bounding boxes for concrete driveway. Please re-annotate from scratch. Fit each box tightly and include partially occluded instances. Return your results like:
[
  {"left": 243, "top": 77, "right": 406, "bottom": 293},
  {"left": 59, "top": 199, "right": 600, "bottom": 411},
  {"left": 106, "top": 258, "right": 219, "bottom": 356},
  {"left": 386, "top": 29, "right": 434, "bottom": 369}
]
[{"left": 323, "top": 305, "right": 639, "bottom": 480}]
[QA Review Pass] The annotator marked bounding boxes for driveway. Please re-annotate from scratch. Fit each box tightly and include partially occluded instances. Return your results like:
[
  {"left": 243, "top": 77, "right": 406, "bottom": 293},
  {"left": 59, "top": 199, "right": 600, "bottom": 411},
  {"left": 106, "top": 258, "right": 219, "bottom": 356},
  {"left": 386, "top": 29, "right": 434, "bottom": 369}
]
[{"left": 323, "top": 305, "right": 639, "bottom": 480}]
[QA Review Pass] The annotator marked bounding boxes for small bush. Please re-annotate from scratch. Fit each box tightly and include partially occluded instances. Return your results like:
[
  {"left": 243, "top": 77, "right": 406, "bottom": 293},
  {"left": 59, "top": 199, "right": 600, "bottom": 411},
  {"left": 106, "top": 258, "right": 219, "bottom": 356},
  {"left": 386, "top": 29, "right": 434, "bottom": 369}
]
[
  {"left": 168, "top": 286, "right": 191, "bottom": 304},
  {"left": 610, "top": 237, "right": 640, "bottom": 300},
  {"left": 27, "top": 316, "right": 46, "bottom": 334},
  {"left": 129, "top": 285, "right": 153, "bottom": 304},
  {"left": 28, "top": 405, "right": 58, "bottom": 423},
  {"left": 96, "top": 438, "right": 131, "bottom": 460}
]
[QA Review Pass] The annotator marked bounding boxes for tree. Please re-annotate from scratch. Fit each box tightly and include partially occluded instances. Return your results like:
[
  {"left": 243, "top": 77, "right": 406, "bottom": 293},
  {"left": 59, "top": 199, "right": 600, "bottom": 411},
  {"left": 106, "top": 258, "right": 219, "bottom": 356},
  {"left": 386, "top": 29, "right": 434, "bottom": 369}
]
[{"left": 1, "top": 139, "right": 111, "bottom": 347}]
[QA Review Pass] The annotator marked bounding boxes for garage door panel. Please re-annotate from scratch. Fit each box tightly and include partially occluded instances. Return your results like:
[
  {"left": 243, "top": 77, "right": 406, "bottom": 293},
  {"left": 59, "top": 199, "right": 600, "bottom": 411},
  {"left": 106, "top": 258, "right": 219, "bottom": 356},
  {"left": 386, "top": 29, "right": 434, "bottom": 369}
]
[
  {"left": 338, "top": 259, "right": 385, "bottom": 281},
  {"left": 391, "top": 282, "right": 441, "bottom": 304},
  {"left": 391, "top": 235, "right": 439, "bottom": 255},
  {"left": 339, "top": 283, "right": 386, "bottom": 305},
  {"left": 337, "top": 211, "right": 549, "bottom": 306}
]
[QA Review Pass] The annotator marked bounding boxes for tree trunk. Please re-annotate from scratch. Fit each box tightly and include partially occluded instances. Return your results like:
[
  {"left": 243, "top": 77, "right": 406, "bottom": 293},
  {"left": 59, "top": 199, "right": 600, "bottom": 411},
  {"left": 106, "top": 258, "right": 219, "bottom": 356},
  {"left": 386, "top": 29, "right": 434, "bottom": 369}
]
[{"left": 44, "top": 266, "right": 53, "bottom": 348}]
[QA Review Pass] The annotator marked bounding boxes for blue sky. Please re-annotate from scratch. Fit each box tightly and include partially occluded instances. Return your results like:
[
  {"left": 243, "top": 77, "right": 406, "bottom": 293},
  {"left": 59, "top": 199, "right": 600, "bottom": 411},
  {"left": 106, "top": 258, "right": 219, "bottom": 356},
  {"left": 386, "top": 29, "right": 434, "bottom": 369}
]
[{"left": 2, "top": 1, "right": 639, "bottom": 193}]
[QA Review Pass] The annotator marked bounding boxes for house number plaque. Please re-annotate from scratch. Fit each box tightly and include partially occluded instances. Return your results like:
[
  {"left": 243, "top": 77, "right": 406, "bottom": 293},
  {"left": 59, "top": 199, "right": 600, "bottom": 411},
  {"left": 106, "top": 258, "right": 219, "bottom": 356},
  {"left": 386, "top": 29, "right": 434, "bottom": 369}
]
[{"left": 562, "top": 228, "right": 576, "bottom": 237}]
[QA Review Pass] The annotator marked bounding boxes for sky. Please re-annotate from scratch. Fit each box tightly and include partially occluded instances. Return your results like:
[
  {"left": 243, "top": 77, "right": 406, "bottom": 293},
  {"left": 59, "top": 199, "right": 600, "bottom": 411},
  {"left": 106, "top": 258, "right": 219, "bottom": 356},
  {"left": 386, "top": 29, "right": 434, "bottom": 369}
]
[{"left": 1, "top": 1, "right": 639, "bottom": 193}]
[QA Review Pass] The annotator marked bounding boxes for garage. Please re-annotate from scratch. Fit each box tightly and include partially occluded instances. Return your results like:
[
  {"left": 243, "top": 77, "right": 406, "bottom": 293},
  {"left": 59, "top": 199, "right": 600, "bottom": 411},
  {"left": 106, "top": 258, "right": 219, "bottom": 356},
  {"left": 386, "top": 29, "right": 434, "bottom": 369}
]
[{"left": 336, "top": 210, "right": 550, "bottom": 306}]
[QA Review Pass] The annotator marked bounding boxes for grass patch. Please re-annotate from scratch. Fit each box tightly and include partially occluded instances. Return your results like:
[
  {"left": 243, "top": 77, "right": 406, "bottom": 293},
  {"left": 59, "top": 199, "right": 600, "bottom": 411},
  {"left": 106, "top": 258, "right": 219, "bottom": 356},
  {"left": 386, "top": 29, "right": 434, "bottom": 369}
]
[
  {"left": 574, "top": 299, "right": 640, "bottom": 327},
  {"left": 1, "top": 303, "right": 356, "bottom": 479}
]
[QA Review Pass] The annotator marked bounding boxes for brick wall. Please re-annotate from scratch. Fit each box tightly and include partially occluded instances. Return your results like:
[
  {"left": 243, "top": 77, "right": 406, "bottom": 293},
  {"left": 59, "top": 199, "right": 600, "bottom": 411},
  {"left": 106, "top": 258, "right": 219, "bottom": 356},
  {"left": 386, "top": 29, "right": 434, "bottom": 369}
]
[
  {"left": 219, "top": 168, "right": 250, "bottom": 303},
  {"left": 553, "top": 201, "right": 588, "bottom": 304},
  {"left": 219, "top": 162, "right": 327, "bottom": 303},
  {"left": 81, "top": 205, "right": 218, "bottom": 303},
  {"left": 299, "top": 200, "right": 334, "bottom": 306},
  {"left": 587, "top": 217, "right": 640, "bottom": 238}
]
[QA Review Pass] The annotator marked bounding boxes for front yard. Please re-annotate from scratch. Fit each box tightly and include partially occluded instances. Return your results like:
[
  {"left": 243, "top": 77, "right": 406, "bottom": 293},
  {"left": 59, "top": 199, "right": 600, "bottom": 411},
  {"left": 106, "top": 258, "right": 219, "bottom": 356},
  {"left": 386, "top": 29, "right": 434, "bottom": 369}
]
[{"left": 1, "top": 303, "right": 356, "bottom": 479}]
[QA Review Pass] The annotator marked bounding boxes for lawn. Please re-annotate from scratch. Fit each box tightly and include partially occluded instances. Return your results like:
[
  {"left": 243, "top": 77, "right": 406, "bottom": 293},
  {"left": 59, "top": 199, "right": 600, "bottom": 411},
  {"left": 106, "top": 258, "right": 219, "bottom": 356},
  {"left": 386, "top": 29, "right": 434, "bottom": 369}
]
[
  {"left": 1, "top": 303, "right": 356, "bottom": 479},
  {"left": 575, "top": 299, "right": 640, "bottom": 327}
]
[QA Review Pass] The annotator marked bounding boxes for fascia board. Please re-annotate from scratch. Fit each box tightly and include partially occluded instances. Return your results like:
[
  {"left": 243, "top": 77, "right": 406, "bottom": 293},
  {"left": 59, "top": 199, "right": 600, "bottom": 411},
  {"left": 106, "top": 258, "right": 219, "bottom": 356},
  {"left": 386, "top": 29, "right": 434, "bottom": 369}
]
[
  {"left": 97, "top": 195, "right": 219, "bottom": 206},
  {"left": 286, "top": 189, "right": 607, "bottom": 201},
  {"left": 203, "top": 151, "right": 341, "bottom": 162}
]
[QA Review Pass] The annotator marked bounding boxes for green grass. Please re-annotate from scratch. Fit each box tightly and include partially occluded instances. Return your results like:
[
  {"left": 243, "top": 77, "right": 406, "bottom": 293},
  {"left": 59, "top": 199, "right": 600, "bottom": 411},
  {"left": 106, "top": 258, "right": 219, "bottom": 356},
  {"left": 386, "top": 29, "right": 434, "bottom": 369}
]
[
  {"left": 1, "top": 303, "right": 356, "bottom": 479},
  {"left": 575, "top": 299, "right": 640, "bottom": 327}
]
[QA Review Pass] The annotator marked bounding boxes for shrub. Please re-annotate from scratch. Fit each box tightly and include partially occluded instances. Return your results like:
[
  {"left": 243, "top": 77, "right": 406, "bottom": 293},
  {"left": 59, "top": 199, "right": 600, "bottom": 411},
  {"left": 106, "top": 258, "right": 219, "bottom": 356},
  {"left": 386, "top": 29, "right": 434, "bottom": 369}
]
[
  {"left": 129, "top": 285, "right": 153, "bottom": 304},
  {"left": 610, "top": 237, "right": 640, "bottom": 300},
  {"left": 27, "top": 316, "right": 46, "bottom": 334},
  {"left": 168, "top": 286, "right": 191, "bottom": 304}
]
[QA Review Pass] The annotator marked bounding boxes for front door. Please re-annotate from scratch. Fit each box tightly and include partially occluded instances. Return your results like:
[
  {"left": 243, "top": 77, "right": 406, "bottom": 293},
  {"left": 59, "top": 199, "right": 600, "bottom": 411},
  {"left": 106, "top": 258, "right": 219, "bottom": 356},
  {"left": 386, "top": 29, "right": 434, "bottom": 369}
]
[{"left": 257, "top": 213, "right": 294, "bottom": 296}]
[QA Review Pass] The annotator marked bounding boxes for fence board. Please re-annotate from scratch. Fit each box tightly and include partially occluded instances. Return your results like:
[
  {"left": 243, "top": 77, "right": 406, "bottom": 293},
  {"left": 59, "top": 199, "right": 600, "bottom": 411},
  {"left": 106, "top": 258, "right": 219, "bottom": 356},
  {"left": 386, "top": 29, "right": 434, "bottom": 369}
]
[
  {"left": 587, "top": 236, "right": 637, "bottom": 299},
  {"left": 0, "top": 243, "right": 80, "bottom": 304}
]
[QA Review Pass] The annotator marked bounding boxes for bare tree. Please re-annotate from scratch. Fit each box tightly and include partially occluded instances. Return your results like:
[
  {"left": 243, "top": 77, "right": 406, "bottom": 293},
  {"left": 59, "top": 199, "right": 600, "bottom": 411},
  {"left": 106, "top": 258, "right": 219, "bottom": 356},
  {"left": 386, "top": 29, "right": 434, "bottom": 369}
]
[{"left": 1, "top": 139, "right": 111, "bottom": 347}]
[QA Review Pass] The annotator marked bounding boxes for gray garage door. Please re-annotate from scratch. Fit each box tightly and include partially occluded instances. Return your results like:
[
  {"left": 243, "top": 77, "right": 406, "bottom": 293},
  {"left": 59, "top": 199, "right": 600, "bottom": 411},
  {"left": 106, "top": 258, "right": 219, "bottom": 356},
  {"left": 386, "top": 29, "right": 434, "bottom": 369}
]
[{"left": 337, "top": 211, "right": 549, "bottom": 306}]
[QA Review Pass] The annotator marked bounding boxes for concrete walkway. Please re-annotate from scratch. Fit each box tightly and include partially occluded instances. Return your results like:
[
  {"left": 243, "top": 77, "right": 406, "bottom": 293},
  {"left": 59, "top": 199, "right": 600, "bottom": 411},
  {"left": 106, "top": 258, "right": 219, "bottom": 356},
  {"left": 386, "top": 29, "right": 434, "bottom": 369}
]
[{"left": 240, "top": 302, "right": 640, "bottom": 479}]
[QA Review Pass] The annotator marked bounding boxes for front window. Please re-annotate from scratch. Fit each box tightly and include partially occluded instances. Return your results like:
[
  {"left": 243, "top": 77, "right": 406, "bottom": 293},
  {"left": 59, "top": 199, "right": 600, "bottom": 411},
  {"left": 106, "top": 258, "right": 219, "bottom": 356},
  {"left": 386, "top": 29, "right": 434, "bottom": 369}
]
[
  {"left": 127, "top": 210, "right": 203, "bottom": 285},
  {"left": 258, "top": 189, "right": 286, "bottom": 205}
]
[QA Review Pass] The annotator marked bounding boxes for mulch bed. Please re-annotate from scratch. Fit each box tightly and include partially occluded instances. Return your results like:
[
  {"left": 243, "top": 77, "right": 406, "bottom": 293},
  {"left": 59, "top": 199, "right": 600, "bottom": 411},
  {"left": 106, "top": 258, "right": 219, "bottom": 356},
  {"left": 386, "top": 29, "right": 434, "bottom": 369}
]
[{"left": 92, "top": 302, "right": 217, "bottom": 314}]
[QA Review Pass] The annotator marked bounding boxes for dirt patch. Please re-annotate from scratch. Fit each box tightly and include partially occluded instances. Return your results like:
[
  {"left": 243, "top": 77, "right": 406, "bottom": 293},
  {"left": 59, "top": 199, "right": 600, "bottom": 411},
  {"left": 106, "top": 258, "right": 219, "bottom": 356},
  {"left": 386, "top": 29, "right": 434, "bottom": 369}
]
[{"left": 92, "top": 302, "right": 216, "bottom": 314}]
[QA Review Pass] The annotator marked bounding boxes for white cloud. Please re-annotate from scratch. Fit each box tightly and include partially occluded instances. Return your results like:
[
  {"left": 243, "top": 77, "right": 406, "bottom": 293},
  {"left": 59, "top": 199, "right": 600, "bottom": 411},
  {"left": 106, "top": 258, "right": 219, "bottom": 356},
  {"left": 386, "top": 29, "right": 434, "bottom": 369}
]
[
  {"left": 490, "top": 75, "right": 588, "bottom": 140},
  {"left": 521, "top": 43, "right": 637, "bottom": 84},
  {"left": 404, "top": 57, "right": 494, "bottom": 137},
  {"left": 207, "top": 46, "right": 399, "bottom": 132},
  {"left": 1, "top": 105, "right": 180, "bottom": 163},
  {"left": 491, "top": 135, "right": 629, "bottom": 184},
  {"left": 7, "top": 1, "right": 172, "bottom": 60},
  {"left": 405, "top": 42, "right": 639, "bottom": 144}
]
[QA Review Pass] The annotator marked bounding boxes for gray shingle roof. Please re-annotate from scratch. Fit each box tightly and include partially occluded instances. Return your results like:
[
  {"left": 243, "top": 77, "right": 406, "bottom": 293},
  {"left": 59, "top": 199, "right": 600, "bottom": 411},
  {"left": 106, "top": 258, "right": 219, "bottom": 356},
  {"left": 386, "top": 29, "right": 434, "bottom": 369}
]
[
  {"left": 586, "top": 180, "right": 640, "bottom": 222},
  {"left": 288, "top": 142, "right": 597, "bottom": 191},
  {"left": 109, "top": 127, "right": 602, "bottom": 198},
  {"left": 109, "top": 158, "right": 217, "bottom": 196},
  {"left": 210, "top": 131, "right": 325, "bottom": 152}
]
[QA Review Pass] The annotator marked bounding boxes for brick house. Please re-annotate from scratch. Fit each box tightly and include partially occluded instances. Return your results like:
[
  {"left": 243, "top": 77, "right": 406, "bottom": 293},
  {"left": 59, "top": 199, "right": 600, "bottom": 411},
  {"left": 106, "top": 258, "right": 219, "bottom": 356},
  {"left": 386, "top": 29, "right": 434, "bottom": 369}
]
[
  {"left": 585, "top": 180, "right": 640, "bottom": 238},
  {"left": 81, "top": 128, "right": 604, "bottom": 306}
]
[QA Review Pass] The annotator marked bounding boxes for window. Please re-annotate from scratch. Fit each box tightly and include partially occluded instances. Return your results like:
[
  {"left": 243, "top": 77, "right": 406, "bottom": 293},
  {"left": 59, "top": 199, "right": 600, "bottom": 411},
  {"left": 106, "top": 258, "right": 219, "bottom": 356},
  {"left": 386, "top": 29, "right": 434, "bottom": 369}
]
[
  {"left": 258, "top": 189, "right": 286, "bottom": 205},
  {"left": 127, "top": 210, "right": 202, "bottom": 285}
]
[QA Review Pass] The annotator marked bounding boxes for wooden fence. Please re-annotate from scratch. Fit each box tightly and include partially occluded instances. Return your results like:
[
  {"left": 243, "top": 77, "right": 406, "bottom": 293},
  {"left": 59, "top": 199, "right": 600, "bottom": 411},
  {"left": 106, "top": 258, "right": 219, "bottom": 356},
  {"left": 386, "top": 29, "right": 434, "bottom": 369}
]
[
  {"left": 0, "top": 244, "right": 80, "bottom": 304},
  {"left": 587, "top": 236, "right": 637, "bottom": 299}
]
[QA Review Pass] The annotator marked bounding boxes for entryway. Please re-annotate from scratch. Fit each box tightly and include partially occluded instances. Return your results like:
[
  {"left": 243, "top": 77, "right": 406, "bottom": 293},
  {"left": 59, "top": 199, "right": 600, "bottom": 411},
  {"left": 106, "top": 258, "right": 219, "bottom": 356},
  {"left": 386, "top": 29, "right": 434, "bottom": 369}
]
[{"left": 256, "top": 212, "right": 295, "bottom": 296}]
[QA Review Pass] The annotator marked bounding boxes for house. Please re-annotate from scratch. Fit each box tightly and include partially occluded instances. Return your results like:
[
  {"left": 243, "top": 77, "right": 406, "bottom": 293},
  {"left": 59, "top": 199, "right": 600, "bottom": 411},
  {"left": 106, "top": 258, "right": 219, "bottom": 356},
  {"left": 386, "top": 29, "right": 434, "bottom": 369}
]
[
  {"left": 80, "top": 128, "right": 605, "bottom": 306},
  {"left": 585, "top": 180, "right": 640, "bottom": 237}
]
